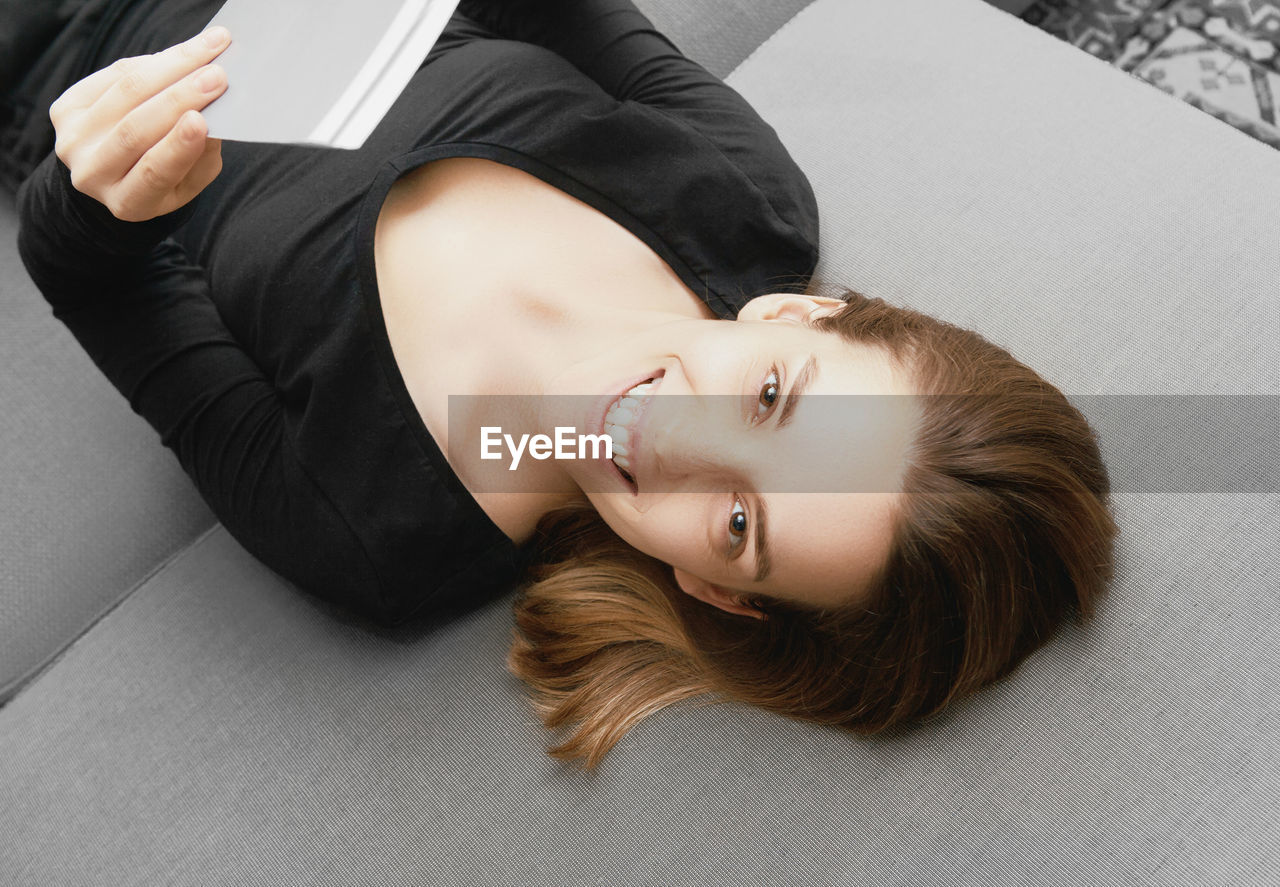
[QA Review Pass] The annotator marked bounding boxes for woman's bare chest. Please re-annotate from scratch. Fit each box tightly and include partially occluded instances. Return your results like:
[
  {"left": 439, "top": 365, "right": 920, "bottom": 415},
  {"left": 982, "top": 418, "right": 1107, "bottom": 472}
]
[
  {"left": 373, "top": 155, "right": 701, "bottom": 426},
  {"left": 370, "top": 156, "right": 709, "bottom": 538},
  {"left": 373, "top": 155, "right": 697, "bottom": 319}
]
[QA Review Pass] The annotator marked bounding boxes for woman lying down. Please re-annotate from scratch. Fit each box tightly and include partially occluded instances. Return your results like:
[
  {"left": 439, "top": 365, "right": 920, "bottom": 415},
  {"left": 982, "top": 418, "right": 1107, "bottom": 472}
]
[{"left": 4, "top": 0, "right": 1116, "bottom": 767}]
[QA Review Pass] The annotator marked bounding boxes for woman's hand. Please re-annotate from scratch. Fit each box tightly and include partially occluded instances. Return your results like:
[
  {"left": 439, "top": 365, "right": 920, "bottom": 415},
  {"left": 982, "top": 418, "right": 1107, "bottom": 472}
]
[{"left": 49, "top": 26, "right": 231, "bottom": 223}]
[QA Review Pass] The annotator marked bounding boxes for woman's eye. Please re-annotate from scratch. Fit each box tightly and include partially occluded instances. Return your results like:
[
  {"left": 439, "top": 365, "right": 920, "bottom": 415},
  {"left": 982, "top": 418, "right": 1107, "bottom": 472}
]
[
  {"left": 728, "top": 498, "right": 748, "bottom": 551},
  {"left": 756, "top": 368, "right": 780, "bottom": 418}
]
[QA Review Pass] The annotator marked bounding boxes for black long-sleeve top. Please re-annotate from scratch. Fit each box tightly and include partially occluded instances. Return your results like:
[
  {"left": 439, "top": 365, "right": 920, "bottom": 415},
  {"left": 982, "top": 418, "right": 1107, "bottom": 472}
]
[{"left": 16, "top": 0, "right": 820, "bottom": 625}]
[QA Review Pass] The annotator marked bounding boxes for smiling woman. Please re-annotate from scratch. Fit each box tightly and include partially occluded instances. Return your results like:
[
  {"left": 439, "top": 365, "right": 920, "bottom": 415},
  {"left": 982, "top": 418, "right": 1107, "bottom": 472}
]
[
  {"left": 512, "top": 282, "right": 1116, "bottom": 767},
  {"left": 529, "top": 289, "right": 920, "bottom": 613},
  {"left": 6, "top": 0, "right": 1115, "bottom": 769}
]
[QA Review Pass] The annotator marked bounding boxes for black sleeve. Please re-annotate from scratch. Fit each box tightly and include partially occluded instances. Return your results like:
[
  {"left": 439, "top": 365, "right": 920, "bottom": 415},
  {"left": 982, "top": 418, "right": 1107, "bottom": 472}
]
[
  {"left": 16, "top": 154, "right": 386, "bottom": 619},
  {"left": 455, "top": 0, "right": 760, "bottom": 117},
  {"left": 457, "top": 0, "right": 688, "bottom": 101},
  {"left": 456, "top": 0, "right": 819, "bottom": 252}
]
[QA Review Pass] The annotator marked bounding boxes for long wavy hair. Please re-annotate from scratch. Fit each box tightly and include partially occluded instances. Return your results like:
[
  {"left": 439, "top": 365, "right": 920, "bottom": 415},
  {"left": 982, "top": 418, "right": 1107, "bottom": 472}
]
[{"left": 509, "top": 282, "right": 1117, "bottom": 768}]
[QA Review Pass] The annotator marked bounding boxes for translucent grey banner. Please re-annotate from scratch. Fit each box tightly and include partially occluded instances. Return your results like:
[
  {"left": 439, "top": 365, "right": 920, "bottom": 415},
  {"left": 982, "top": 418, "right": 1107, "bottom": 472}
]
[{"left": 446, "top": 395, "right": 1280, "bottom": 494}]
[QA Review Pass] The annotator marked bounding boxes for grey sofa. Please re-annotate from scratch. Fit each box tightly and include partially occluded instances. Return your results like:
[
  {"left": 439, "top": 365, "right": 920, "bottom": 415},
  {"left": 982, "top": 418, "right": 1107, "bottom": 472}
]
[{"left": 3, "top": 0, "right": 1277, "bottom": 883}]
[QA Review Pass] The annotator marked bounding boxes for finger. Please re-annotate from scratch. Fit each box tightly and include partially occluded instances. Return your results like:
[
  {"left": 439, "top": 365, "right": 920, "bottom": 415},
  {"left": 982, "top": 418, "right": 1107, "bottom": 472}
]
[
  {"left": 169, "top": 136, "right": 224, "bottom": 210},
  {"left": 55, "top": 27, "right": 229, "bottom": 120},
  {"left": 108, "top": 110, "right": 212, "bottom": 222},
  {"left": 94, "top": 62, "right": 227, "bottom": 181},
  {"left": 50, "top": 57, "right": 135, "bottom": 121},
  {"left": 85, "top": 27, "right": 230, "bottom": 129}
]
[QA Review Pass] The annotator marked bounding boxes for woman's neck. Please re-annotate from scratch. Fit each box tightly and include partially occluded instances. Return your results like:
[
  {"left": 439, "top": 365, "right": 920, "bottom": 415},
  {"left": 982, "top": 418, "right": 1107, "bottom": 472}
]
[
  {"left": 449, "top": 299, "right": 700, "bottom": 544},
  {"left": 487, "top": 301, "right": 694, "bottom": 396}
]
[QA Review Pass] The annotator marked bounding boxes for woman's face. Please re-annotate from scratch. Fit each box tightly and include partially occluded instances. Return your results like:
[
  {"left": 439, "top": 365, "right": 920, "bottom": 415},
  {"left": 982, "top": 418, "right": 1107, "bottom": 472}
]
[{"left": 541, "top": 294, "right": 918, "bottom": 617}]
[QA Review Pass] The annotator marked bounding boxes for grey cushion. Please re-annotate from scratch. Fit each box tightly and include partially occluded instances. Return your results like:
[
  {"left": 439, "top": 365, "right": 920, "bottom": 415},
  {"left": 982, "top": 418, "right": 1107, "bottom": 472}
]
[
  {"left": 636, "top": 0, "right": 815, "bottom": 79},
  {"left": 0, "top": 195, "right": 215, "bottom": 703},
  {"left": 2, "top": 0, "right": 1277, "bottom": 883}
]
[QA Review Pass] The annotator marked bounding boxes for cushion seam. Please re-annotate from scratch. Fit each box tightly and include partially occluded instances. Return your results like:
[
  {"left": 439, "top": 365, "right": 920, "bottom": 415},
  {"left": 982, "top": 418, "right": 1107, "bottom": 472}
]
[{"left": 0, "top": 521, "right": 221, "bottom": 705}]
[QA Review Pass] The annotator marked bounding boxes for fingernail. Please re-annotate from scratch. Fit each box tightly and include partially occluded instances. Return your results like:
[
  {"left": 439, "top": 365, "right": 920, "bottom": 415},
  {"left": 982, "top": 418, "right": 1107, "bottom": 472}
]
[
  {"left": 198, "top": 66, "right": 224, "bottom": 92},
  {"left": 203, "top": 26, "right": 229, "bottom": 47}
]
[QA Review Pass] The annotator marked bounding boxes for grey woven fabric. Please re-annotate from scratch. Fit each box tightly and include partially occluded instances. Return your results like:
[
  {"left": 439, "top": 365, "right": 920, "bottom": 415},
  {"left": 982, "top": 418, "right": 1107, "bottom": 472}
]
[
  {"left": 0, "top": 195, "right": 215, "bottom": 702},
  {"left": 635, "top": 0, "right": 815, "bottom": 79},
  {"left": 2, "top": 0, "right": 1278, "bottom": 884},
  {"left": 1, "top": 511, "right": 1275, "bottom": 884}
]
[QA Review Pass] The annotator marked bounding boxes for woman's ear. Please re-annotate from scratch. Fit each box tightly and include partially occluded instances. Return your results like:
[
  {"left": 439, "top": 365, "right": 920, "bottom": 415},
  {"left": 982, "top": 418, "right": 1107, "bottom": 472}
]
[
  {"left": 737, "top": 292, "right": 846, "bottom": 324},
  {"left": 671, "top": 567, "right": 767, "bottom": 620}
]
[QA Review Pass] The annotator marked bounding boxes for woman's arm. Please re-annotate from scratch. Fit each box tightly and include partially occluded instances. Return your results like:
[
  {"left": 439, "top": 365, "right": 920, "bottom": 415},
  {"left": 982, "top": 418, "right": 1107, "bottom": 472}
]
[
  {"left": 17, "top": 31, "right": 387, "bottom": 619},
  {"left": 18, "top": 151, "right": 384, "bottom": 618},
  {"left": 458, "top": 0, "right": 713, "bottom": 104},
  {"left": 458, "top": 0, "right": 819, "bottom": 251}
]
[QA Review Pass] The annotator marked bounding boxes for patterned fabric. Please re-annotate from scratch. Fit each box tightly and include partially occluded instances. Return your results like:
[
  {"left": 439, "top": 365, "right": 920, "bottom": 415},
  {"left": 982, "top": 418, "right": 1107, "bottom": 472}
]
[{"left": 1021, "top": 0, "right": 1280, "bottom": 147}]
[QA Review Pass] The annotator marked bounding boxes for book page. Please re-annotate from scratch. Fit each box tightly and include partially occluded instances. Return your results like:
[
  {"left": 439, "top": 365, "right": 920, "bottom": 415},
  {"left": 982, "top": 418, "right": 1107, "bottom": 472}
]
[{"left": 199, "top": 0, "right": 462, "bottom": 149}]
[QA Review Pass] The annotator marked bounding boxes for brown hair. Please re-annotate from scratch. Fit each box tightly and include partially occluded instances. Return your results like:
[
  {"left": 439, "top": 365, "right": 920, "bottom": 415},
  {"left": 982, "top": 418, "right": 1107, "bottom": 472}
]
[{"left": 509, "top": 283, "right": 1117, "bottom": 768}]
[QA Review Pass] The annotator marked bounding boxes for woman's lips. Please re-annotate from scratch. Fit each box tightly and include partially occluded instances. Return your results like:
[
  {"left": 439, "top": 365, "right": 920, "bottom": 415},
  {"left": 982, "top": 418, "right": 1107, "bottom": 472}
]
[{"left": 598, "top": 369, "right": 663, "bottom": 494}]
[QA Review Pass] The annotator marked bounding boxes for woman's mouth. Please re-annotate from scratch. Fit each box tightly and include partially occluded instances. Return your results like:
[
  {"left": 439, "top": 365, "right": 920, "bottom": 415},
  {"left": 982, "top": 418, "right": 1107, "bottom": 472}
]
[{"left": 602, "top": 371, "right": 662, "bottom": 492}]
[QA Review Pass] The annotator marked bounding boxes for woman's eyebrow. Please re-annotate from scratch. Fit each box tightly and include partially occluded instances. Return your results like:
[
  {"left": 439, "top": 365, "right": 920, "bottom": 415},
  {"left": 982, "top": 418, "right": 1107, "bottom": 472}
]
[
  {"left": 777, "top": 354, "right": 819, "bottom": 429},
  {"left": 754, "top": 496, "right": 772, "bottom": 583},
  {"left": 754, "top": 354, "right": 818, "bottom": 583}
]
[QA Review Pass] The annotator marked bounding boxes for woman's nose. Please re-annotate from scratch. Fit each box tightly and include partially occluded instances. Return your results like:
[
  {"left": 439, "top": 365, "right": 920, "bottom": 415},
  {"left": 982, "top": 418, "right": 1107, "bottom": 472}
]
[{"left": 647, "top": 395, "right": 751, "bottom": 493}]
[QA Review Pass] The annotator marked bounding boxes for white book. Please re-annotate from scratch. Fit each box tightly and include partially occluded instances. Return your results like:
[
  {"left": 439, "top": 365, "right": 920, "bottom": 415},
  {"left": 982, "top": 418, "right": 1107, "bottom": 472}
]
[{"left": 199, "top": 0, "right": 462, "bottom": 149}]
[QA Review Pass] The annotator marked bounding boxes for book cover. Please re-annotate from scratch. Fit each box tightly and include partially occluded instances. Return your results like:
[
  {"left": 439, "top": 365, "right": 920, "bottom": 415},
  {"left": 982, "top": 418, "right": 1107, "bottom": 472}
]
[{"left": 199, "top": 0, "right": 462, "bottom": 149}]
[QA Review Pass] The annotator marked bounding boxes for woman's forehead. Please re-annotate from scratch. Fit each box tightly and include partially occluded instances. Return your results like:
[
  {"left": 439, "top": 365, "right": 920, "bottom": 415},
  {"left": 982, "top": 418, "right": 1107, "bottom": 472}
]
[
  {"left": 755, "top": 492, "right": 902, "bottom": 608},
  {"left": 741, "top": 332, "right": 914, "bottom": 606},
  {"left": 763, "top": 336, "right": 918, "bottom": 493}
]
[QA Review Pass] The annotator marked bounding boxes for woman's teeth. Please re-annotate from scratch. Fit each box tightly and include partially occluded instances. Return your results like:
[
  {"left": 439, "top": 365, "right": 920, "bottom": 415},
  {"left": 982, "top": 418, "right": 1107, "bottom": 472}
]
[{"left": 605, "top": 379, "right": 656, "bottom": 476}]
